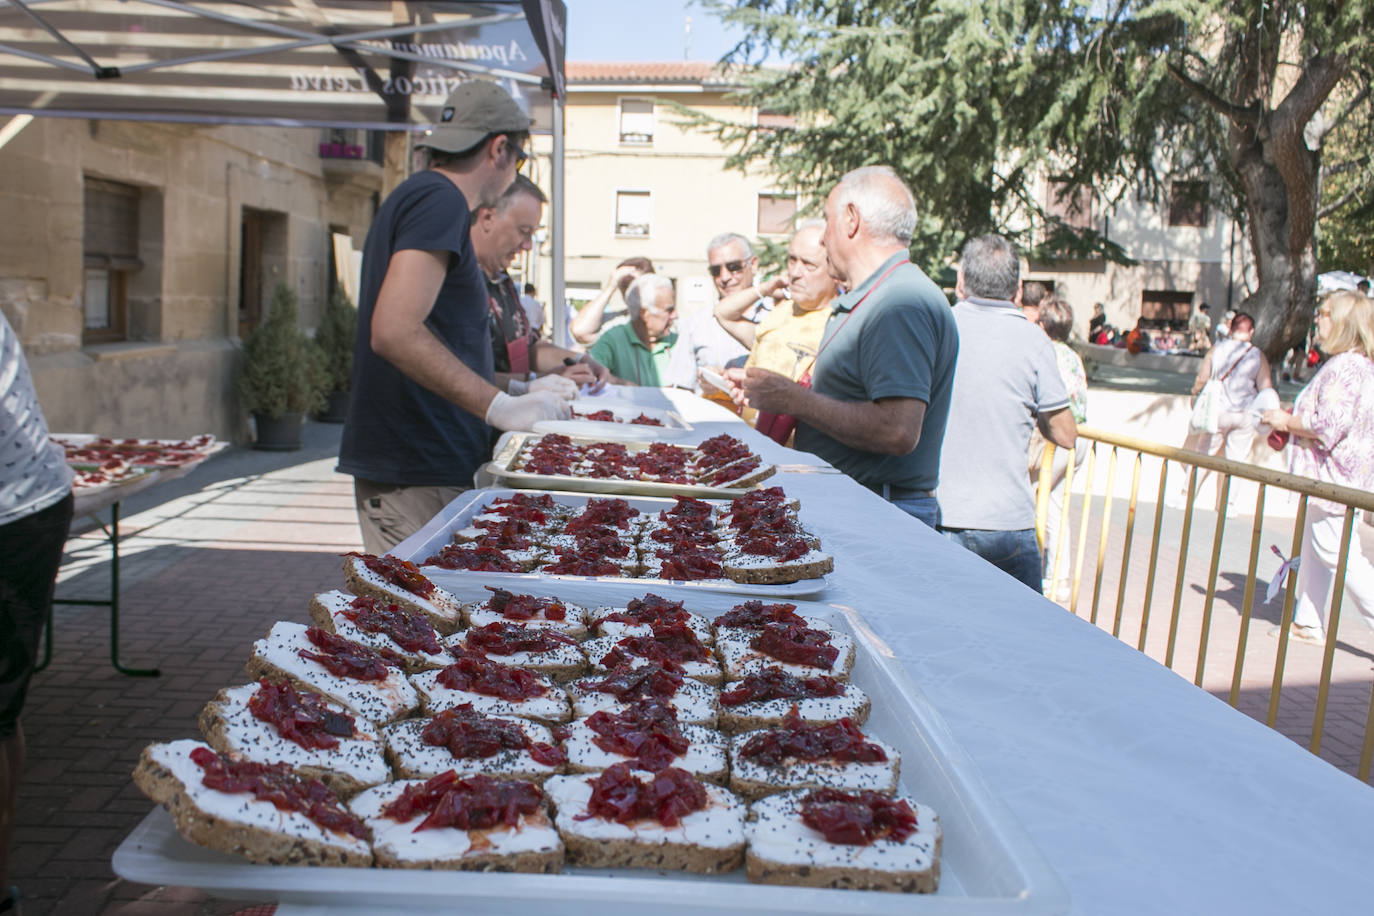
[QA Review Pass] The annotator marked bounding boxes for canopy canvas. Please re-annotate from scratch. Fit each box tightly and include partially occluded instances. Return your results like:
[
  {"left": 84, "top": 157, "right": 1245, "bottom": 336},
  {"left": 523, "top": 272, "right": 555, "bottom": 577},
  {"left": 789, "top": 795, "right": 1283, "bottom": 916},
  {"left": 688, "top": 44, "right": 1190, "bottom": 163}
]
[
  {"left": 0, "top": 0, "right": 564, "bottom": 130},
  {"left": 0, "top": 0, "right": 571, "bottom": 338}
]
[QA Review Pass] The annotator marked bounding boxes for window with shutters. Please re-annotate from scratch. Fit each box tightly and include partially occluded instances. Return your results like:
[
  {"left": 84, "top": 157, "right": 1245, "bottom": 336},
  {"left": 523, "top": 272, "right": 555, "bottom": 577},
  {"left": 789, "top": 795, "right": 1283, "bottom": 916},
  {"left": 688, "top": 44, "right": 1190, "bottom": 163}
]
[
  {"left": 83, "top": 176, "right": 142, "bottom": 342},
  {"left": 615, "top": 190, "right": 651, "bottom": 237},
  {"left": 1045, "top": 179, "right": 1092, "bottom": 229},
  {"left": 757, "top": 193, "right": 797, "bottom": 235},
  {"left": 618, "top": 99, "right": 654, "bottom": 145},
  {"left": 1168, "top": 180, "right": 1209, "bottom": 227}
]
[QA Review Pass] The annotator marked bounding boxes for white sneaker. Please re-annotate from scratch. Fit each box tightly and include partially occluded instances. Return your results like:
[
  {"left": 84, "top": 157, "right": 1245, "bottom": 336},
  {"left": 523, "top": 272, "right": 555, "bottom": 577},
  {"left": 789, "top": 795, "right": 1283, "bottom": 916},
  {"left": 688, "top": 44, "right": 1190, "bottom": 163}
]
[{"left": 1268, "top": 623, "right": 1325, "bottom": 645}]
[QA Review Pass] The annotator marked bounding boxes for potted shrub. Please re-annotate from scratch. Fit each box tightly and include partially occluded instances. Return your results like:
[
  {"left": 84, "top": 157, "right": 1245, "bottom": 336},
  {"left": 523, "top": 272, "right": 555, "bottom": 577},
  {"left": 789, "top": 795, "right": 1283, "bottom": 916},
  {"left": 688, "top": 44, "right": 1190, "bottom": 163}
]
[
  {"left": 313, "top": 287, "right": 357, "bottom": 423},
  {"left": 236, "top": 282, "right": 329, "bottom": 450}
]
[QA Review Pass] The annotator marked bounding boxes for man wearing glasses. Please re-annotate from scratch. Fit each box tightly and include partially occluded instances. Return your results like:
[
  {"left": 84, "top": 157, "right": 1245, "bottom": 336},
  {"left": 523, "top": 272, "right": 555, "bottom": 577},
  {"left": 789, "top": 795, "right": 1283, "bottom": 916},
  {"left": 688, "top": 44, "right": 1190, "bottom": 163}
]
[
  {"left": 663, "top": 233, "right": 773, "bottom": 393},
  {"left": 339, "top": 80, "right": 571, "bottom": 553},
  {"left": 470, "top": 174, "right": 612, "bottom": 398}
]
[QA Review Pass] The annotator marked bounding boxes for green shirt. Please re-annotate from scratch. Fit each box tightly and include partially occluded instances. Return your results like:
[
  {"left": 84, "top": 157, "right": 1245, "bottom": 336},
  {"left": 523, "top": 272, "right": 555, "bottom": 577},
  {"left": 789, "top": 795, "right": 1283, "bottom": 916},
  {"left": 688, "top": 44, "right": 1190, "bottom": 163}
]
[
  {"left": 796, "top": 253, "right": 958, "bottom": 492},
  {"left": 588, "top": 323, "right": 678, "bottom": 387}
]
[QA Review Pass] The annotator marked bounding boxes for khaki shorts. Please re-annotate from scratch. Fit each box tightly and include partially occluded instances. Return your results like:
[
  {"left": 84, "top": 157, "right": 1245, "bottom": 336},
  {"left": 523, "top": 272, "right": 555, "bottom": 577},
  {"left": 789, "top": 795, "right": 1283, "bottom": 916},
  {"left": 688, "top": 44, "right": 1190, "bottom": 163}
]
[{"left": 352, "top": 479, "right": 469, "bottom": 555}]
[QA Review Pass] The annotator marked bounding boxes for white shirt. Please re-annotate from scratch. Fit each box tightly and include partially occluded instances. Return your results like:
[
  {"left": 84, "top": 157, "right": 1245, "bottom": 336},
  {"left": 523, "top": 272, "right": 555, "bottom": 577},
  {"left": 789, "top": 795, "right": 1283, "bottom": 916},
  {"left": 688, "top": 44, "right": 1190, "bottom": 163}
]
[
  {"left": 1, "top": 310, "right": 72, "bottom": 526},
  {"left": 662, "top": 298, "right": 772, "bottom": 393}
]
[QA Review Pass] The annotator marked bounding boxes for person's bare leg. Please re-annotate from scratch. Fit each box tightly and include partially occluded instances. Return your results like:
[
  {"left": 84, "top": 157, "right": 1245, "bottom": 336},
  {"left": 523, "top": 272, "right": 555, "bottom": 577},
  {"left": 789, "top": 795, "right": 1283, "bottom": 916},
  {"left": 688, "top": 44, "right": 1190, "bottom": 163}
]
[{"left": 0, "top": 723, "right": 22, "bottom": 897}]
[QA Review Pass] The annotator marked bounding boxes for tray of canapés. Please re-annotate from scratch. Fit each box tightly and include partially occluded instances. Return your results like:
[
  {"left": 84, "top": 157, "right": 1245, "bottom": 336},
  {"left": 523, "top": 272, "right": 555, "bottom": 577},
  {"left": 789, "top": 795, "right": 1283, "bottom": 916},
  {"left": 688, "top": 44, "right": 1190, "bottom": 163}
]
[
  {"left": 485, "top": 431, "right": 773, "bottom": 499},
  {"left": 396, "top": 488, "right": 832, "bottom": 596},
  {"left": 532, "top": 399, "right": 693, "bottom": 441},
  {"left": 116, "top": 563, "right": 1068, "bottom": 913}
]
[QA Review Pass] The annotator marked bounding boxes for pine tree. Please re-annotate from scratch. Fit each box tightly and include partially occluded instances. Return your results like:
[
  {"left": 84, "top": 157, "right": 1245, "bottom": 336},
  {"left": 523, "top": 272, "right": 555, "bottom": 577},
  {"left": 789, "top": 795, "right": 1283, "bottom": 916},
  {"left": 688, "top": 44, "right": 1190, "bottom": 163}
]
[{"left": 690, "top": 0, "right": 1374, "bottom": 360}]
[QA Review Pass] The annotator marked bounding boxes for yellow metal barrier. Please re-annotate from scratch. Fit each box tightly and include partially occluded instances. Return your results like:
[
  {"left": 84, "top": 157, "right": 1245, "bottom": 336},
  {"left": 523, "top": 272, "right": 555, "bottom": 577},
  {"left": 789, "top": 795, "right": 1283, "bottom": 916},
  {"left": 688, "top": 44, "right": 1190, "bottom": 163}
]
[{"left": 1036, "top": 425, "right": 1374, "bottom": 782}]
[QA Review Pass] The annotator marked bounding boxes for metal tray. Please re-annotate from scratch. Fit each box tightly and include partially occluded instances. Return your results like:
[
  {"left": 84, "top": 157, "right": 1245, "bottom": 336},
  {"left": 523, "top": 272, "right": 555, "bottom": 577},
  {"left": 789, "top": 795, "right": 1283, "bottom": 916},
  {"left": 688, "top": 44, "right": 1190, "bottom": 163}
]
[
  {"left": 113, "top": 582, "right": 1068, "bottom": 914},
  {"left": 533, "top": 400, "right": 692, "bottom": 441},
  {"left": 392, "top": 488, "right": 828, "bottom": 598},
  {"left": 487, "top": 431, "right": 775, "bottom": 500}
]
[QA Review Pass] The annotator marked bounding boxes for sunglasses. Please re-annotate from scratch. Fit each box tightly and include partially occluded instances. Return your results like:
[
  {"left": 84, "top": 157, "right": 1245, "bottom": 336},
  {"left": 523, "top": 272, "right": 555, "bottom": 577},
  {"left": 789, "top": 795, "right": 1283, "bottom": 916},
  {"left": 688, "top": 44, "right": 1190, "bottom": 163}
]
[{"left": 708, "top": 260, "right": 747, "bottom": 278}]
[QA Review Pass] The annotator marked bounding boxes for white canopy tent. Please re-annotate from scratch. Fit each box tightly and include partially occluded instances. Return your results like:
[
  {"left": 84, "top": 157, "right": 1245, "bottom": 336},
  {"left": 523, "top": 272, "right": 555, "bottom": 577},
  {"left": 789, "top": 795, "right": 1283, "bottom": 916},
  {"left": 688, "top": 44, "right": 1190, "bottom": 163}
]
[{"left": 0, "top": 0, "right": 570, "bottom": 335}]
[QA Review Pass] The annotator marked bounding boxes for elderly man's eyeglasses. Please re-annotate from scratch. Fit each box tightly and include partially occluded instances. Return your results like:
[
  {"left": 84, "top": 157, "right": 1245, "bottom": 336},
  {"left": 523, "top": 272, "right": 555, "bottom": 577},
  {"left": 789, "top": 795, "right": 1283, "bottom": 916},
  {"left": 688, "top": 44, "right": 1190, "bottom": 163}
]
[{"left": 708, "top": 260, "right": 747, "bottom": 278}]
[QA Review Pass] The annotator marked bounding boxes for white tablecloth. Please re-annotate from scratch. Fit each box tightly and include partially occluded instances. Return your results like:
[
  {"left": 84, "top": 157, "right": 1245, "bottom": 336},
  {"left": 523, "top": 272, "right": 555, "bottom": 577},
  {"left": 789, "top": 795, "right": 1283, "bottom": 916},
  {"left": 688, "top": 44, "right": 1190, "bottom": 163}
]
[{"left": 533, "top": 387, "right": 1374, "bottom": 914}]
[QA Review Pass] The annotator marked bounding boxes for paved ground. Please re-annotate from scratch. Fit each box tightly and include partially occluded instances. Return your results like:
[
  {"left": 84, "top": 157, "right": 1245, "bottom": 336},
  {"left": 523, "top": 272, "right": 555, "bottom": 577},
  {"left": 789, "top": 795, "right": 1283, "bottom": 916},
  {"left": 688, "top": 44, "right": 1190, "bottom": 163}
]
[{"left": 12, "top": 413, "right": 1374, "bottom": 915}]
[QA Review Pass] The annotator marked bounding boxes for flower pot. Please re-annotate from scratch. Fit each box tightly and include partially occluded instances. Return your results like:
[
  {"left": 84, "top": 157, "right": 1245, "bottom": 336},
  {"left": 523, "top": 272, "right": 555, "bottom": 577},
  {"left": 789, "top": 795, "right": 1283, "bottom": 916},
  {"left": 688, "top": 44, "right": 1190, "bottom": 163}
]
[
  {"left": 316, "top": 389, "right": 350, "bottom": 424},
  {"left": 252, "top": 411, "right": 304, "bottom": 451}
]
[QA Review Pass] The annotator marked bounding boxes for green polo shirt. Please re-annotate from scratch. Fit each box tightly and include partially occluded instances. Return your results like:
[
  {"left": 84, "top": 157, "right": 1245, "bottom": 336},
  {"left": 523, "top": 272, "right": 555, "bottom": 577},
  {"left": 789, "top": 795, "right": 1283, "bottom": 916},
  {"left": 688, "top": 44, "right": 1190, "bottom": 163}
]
[
  {"left": 588, "top": 323, "right": 678, "bottom": 387},
  {"left": 795, "top": 253, "right": 958, "bottom": 492}
]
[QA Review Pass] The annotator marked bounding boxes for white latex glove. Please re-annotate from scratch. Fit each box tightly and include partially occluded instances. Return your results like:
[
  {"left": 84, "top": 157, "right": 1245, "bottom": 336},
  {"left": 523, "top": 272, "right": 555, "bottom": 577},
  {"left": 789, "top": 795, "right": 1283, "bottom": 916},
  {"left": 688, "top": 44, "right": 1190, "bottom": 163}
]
[
  {"left": 528, "top": 373, "right": 579, "bottom": 400},
  {"left": 507, "top": 377, "right": 530, "bottom": 395},
  {"left": 485, "top": 390, "right": 571, "bottom": 431}
]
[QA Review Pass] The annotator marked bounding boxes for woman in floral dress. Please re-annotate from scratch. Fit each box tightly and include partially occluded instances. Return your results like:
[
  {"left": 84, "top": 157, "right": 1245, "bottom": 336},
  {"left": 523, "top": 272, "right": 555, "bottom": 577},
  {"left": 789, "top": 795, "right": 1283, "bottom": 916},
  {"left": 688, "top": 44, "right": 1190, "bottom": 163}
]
[{"left": 1262, "top": 291, "right": 1374, "bottom": 644}]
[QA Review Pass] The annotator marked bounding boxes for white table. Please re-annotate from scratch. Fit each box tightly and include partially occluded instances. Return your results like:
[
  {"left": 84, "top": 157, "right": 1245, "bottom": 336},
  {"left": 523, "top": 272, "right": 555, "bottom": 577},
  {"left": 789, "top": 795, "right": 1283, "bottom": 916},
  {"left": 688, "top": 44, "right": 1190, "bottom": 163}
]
[{"left": 474, "top": 388, "right": 1374, "bottom": 914}]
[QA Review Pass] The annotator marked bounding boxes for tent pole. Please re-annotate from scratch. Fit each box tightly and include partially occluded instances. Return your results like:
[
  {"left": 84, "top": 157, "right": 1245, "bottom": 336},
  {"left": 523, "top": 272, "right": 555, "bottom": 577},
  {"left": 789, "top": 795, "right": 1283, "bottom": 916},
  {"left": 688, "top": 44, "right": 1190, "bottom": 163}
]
[{"left": 551, "top": 92, "right": 567, "bottom": 348}]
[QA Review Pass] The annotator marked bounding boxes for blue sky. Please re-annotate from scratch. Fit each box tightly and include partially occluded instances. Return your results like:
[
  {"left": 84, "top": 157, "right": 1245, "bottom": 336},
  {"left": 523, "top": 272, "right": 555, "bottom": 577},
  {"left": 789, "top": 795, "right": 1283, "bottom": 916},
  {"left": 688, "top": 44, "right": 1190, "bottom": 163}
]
[{"left": 564, "top": 0, "right": 747, "bottom": 62}]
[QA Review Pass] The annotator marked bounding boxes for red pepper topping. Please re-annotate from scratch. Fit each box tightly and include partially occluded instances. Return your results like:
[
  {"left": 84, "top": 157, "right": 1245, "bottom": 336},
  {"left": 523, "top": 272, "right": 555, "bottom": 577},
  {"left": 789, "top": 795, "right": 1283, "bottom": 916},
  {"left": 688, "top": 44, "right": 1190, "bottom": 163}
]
[
  {"left": 600, "top": 622, "right": 710, "bottom": 672},
  {"left": 799, "top": 788, "right": 918, "bottom": 845},
  {"left": 297, "top": 627, "right": 393, "bottom": 681},
  {"left": 436, "top": 653, "right": 550, "bottom": 701},
  {"left": 584, "top": 700, "right": 689, "bottom": 771},
  {"left": 718, "top": 667, "right": 845, "bottom": 706},
  {"left": 588, "top": 663, "right": 685, "bottom": 702},
  {"left": 706, "top": 455, "right": 762, "bottom": 484},
  {"left": 188, "top": 745, "right": 369, "bottom": 840},
  {"left": 736, "top": 534, "right": 810, "bottom": 561},
  {"left": 739, "top": 709, "right": 886, "bottom": 766},
  {"left": 341, "top": 596, "right": 442, "bottom": 655},
  {"left": 579, "top": 762, "right": 707, "bottom": 826},
  {"left": 484, "top": 587, "right": 568, "bottom": 621},
  {"left": 666, "top": 495, "right": 716, "bottom": 521},
  {"left": 693, "top": 434, "right": 752, "bottom": 470},
  {"left": 425, "top": 544, "right": 523, "bottom": 572},
  {"left": 750, "top": 622, "right": 839, "bottom": 669},
  {"left": 713, "top": 600, "right": 806, "bottom": 629},
  {"left": 463, "top": 622, "right": 576, "bottom": 656},
  {"left": 247, "top": 678, "right": 357, "bottom": 749},
  {"left": 657, "top": 547, "right": 723, "bottom": 581},
  {"left": 566, "top": 498, "right": 639, "bottom": 534},
  {"left": 382, "top": 771, "right": 545, "bottom": 832},
  {"left": 541, "top": 551, "right": 622, "bottom": 577},
  {"left": 420, "top": 704, "right": 566, "bottom": 766},
  {"left": 630, "top": 414, "right": 664, "bottom": 426},
  {"left": 601, "top": 594, "right": 689, "bottom": 627},
  {"left": 580, "top": 409, "right": 617, "bottom": 421},
  {"left": 345, "top": 552, "right": 436, "bottom": 597}
]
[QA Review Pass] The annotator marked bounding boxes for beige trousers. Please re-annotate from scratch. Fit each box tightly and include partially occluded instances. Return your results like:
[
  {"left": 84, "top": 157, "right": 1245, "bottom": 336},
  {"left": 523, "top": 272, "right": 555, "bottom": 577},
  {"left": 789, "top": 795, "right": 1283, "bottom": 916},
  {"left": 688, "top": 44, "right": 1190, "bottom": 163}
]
[{"left": 352, "top": 478, "right": 469, "bottom": 555}]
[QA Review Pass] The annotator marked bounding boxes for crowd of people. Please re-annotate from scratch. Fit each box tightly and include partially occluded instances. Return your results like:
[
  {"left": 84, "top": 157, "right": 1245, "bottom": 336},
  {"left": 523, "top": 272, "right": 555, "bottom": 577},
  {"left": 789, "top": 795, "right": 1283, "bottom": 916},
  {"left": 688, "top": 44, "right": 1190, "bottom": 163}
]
[{"left": 4, "top": 86, "right": 1372, "bottom": 905}]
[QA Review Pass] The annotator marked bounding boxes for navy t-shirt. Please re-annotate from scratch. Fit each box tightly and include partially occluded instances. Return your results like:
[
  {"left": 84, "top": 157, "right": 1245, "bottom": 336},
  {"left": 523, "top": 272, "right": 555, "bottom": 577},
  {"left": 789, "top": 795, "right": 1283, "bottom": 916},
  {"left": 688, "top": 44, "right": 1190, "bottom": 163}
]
[{"left": 337, "top": 170, "right": 494, "bottom": 486}]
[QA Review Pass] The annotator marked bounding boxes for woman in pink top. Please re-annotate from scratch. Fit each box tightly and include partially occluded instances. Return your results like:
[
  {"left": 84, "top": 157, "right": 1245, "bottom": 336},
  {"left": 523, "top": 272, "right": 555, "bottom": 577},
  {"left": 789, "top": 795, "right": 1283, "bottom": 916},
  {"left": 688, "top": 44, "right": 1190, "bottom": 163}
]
[{"left": 1262, "top": 291, "right": 1374, "bottom": 644}]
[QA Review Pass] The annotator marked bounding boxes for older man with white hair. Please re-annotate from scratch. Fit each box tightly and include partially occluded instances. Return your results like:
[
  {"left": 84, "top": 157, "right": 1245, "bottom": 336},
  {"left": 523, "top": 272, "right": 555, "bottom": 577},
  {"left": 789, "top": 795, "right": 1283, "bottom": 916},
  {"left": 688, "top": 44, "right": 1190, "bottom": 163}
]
[
  {"left": 589, "top": 273, "right": 679, "bottom": 386},
  {"left": 726, "top": 166, "right": 958, "bottom": 528},
  {"left": 663, "top": 232, "right": 772, "bottom": 393}
]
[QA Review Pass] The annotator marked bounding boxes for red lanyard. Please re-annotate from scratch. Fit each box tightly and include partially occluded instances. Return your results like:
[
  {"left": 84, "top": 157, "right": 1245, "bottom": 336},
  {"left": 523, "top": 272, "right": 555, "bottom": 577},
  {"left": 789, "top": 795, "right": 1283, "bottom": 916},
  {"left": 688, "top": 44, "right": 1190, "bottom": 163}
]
[{"left": 802, "top": 258, "right": 909, "bottom": 381}]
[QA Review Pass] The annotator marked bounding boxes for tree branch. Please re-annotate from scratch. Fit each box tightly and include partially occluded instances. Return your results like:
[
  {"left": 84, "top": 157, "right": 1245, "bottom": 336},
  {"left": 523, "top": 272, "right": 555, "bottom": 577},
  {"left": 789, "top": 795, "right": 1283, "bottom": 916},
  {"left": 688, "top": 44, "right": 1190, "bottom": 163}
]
[
  {"left": 1166, "top": 60, "right": 1259, "bottom": 126},
  {"left": 1317, "top": 186, "right": 1367, "bottom": 221},
  {"left": 1315, "top": 83, "right": 1370, "bottom": 144}
]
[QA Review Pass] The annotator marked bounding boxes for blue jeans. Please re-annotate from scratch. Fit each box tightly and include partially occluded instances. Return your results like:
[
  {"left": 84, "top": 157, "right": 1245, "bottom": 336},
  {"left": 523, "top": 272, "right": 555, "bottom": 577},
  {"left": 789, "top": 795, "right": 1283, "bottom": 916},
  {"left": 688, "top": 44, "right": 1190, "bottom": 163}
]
[
  {"left": 939, "top": 527, "right": 1043, "bottom": 593},
  {"left": 890, "top": 495, "right": 941, "bottom": 530}
]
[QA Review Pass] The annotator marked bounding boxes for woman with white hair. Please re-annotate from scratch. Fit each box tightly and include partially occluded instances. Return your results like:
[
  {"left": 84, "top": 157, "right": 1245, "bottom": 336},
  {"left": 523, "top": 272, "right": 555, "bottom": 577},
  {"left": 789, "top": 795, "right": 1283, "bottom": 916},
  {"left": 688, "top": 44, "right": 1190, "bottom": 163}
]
[{"left": 1262, "top": 291, "right": 1374, "bottom": 645}]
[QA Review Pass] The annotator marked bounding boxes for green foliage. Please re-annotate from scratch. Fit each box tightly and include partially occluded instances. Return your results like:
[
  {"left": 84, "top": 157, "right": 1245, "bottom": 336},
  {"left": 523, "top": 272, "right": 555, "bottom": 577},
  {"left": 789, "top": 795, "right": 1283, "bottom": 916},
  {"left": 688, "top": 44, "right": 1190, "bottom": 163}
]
[
  {"left": 314, "top": 287, "right": 358, "bottom": 392},
  {"left": 1317, "top": 112, "right": 1374, "bottom": 277},
  {"left": 688, "top": 0, "right": 1374, "bottom": 357},
  {"left": 236, "top": 283, "right": 329, "bottom": 419}
]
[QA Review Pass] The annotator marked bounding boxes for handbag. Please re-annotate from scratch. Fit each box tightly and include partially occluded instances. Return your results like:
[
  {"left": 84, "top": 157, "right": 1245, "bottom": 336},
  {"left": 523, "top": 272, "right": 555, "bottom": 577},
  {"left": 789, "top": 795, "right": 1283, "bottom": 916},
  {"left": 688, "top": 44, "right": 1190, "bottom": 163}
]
[
  {"left": 1189, "top": 344, "right": 1252, "bottom": 434},
  {"left": 750, "top": 259, "right": 910, "bottom": 446},
  {"left": 754, "top": 370, "right": 810, "bottom": 445}
]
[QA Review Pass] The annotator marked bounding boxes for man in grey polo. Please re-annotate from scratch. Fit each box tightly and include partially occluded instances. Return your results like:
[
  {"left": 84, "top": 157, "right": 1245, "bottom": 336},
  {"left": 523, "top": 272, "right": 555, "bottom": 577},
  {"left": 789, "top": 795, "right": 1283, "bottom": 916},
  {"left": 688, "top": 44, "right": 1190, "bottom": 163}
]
[
  {"left": 725, "top": 166, "right": 958, "bottom": 529},
  {"left": 936, "top": 234, "right": 1077, "bottom": 591}
]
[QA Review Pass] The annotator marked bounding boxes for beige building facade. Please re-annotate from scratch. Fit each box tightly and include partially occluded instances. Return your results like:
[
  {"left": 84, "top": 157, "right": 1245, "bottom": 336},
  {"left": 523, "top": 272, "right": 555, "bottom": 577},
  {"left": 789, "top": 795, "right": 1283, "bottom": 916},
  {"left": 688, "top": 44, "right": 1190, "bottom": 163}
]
[
  {"left": 0, "top": 116, "right": 379, "bottom": 440},
  {"left": 527, "top": 63, "right": 788, "bottom": 326}
]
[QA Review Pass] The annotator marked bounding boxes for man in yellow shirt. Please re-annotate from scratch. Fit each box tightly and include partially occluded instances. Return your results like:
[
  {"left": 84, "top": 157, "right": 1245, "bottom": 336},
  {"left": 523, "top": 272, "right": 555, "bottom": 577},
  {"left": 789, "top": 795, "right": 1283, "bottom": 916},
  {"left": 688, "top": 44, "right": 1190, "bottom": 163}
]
[{"left": 713, "top": 221, "right": 837, "bottom": 382}]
